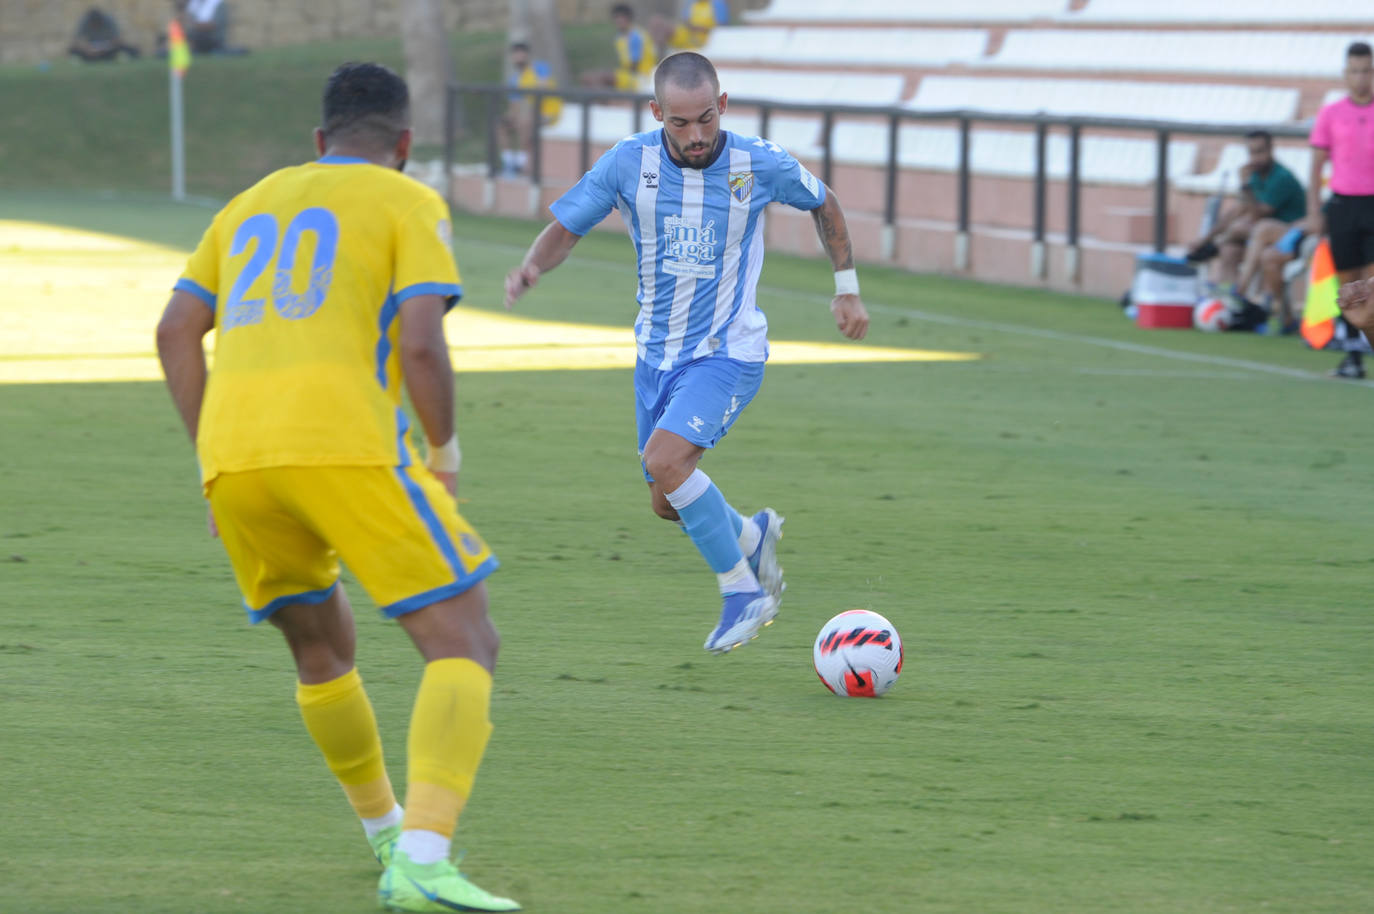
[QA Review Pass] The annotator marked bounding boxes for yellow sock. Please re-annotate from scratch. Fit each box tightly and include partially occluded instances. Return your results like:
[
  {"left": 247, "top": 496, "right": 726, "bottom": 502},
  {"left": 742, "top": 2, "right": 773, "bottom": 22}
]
[
  {"left": 296, "top": 668, "right": 397, "bottom": 819},
  {"left": 403, "top": 657, "right": 493, "bottom": 838}
]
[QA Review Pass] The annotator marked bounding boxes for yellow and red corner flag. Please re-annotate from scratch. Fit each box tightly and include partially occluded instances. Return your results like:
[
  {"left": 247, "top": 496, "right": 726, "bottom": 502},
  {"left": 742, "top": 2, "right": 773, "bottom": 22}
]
[
  {"left": 1300, "top": 238, "right": 1339, "bottom": 350},
  {"left": 168, "top": 20, "right": 190, "bottom": 77}
]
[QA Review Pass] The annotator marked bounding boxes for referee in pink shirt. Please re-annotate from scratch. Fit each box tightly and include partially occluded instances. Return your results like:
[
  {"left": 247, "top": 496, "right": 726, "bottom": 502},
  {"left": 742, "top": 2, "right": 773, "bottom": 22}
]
[{"left": 1311, "top": 41, "right": 1374, "bottom": 378}]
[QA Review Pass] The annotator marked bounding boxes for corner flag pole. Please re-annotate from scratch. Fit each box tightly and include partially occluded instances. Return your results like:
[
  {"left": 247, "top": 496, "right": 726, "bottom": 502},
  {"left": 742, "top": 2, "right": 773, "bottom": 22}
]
[{"left": 168, "top": 20, "right": 190, "bottom": 201}]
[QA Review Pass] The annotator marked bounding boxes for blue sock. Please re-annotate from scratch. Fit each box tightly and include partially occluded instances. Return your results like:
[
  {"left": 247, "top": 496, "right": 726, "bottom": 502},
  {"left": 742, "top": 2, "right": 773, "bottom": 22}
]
[{"left": 665, "top": 470, "right": 747, "bottom": 575}]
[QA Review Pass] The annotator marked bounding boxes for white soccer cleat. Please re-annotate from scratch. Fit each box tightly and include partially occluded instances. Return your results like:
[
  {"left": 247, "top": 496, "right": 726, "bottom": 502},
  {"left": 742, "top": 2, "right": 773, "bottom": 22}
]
[
  {"left": 746, "top": 508, "right": 786, "bottom": 603},
  {"left": 704, "top": 589, "right": 779, "bottom": 654}
]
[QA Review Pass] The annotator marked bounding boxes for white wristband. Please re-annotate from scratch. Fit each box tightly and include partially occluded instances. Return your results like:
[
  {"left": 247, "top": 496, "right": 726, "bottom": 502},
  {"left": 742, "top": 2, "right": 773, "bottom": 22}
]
[
  {"left": 426, "top": 434, "right": 461, "bottom": 473},
  {"left": 834, "top": 268, "right": 859, "bottom": 297}
]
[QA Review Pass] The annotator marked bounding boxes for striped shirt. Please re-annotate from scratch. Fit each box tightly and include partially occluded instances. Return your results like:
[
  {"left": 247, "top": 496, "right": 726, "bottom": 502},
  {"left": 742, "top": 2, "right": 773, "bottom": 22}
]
[{"left": 550, "top": 129, "right": 826, "bottom": 370}]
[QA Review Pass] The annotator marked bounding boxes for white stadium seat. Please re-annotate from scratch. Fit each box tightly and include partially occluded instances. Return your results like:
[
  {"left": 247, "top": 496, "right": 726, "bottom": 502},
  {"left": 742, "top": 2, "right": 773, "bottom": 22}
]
[
  {"left": 702, "top": 26, "right": 988, "bottom": 67},
  {"left": 697, "top": 26, "right": 793, "bottom": 64},
  {"left": 907, "top": 76, "right": 1300, "bottom": 125},
  {"left": 829, "top": 122, "right": 1198, "bottom": 185},
  {"left": 744, "top": 0, "right": 1066, "bottom": 23},
  {"left": 981, "top": 30, "right": 1368, "bottom": 79},
  {"left": 1061, "top": 0, "right": 1373, "bottom": 23},
  {"left": 717, "top": 68, "right": 907, "bottom": 106}
]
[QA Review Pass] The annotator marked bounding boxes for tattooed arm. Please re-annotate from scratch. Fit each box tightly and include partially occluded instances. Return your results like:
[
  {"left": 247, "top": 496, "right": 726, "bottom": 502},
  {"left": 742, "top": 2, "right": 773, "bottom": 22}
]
[{"left": 810, "top": 186, "right": 868, "bottom": 340}]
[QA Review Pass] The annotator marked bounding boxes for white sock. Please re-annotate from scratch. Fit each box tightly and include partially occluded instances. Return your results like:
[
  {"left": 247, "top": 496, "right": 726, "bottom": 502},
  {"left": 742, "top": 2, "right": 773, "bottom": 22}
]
[
  {"left": 361, "top": 803, "right": 404, "bottom": 839},
  {"left": 397, "top": 828, "right": 451, "bottom": 865},
  {"left": 737, "top": 517, "right": 761, "bottom": 557},
  {"left": 717, "top": 558, "right": 759, "bottom": 595}
]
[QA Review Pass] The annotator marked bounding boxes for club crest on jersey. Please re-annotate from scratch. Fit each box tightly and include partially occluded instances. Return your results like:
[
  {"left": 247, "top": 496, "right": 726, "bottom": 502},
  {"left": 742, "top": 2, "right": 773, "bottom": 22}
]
[{"left": 728, "top": 171, "right": 754, "bottom": 203}]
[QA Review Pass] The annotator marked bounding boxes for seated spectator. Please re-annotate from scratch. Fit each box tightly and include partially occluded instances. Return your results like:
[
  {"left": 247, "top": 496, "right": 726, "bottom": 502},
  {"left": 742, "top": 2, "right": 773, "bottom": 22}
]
[
  {"left": 651, "top": 0, "right": 730, "bottom": 54},
  {"left": 1187, "top": 130, "right": 1306, "bottom": 300},
  {"left": 580, "top": 4, "right": 656, "bottom": 92},
  {"left": 501, "top": 42, "right": 562, "bottom": 177},
  {"left": 68, "top": 7, "right": 141, "bottom": 62},
  {"left": 1252, "top": 220, "right": 1320, "bottom": 335}
]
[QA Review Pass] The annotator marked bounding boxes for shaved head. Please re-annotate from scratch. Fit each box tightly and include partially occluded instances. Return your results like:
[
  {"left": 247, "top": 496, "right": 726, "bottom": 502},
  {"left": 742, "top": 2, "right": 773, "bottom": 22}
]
[{"left": 653, "top": 51, "right": 719, "bottom": 102}]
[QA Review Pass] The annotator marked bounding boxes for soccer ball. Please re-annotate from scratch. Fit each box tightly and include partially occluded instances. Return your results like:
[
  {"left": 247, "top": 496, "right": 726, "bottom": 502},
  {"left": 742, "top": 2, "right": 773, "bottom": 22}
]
[
  {"left": 813, "top": 609, "right": 904, "bottom": 697},
  {"left": 1193, "top": 297, "right": 1231, "bottom": 332}
]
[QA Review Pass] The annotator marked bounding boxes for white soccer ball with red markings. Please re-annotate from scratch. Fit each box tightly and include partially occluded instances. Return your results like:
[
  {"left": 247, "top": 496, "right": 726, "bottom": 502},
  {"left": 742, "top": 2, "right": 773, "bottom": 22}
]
[
  {"left": 1193, "top": 297, "right": 1231, "bottom": 332},
  {"left": 813, "top": 609, "right": 904, "bottom": 697}
]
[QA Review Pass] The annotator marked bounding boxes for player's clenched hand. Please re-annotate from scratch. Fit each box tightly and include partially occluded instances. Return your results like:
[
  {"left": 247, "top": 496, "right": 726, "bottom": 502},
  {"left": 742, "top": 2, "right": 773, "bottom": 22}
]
[
  {"left": 1337, "top": 277, "right": 1374, "bottom": 335},
  {"left": 831, "top": 294, "right": 869, "bottom": 341},
  {"left": 504, "top": 264, "right": 540, "bottom": 309}
]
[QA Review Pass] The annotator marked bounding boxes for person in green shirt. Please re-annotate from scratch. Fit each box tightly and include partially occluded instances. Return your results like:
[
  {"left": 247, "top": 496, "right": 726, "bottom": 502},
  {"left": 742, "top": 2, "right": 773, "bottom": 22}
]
[{"left": 1188, "top": 130, "right": 1306, "bottom": 299}]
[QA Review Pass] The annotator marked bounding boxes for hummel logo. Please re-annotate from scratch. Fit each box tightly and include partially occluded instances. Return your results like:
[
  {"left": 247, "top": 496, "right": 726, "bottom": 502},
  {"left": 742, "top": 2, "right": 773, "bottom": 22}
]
[
  {"left": 721, "top": 395, "right": 740, "bottom": 425},
  {"left": 643, "top": 171, "right": 658, "bottom": 188},
  {"left": 687, "top": 415, "right": 705, "bottom": 432}
]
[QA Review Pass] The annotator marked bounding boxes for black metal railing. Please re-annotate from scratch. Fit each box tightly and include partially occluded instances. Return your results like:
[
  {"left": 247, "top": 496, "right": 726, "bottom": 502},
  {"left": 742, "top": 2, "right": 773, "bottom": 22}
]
[{"left": 445, "top": 82, "right": 1310, "bottom": 262}]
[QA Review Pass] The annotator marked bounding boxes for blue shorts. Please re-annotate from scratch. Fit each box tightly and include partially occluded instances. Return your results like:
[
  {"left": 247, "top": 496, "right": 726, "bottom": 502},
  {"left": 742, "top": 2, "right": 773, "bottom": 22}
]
[{"left": 635, "top": 355, "right": 765, "bottom": 480}]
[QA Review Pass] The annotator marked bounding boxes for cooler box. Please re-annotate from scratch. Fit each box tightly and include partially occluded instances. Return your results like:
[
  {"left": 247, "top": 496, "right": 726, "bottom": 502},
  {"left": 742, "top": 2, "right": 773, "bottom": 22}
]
[{"left": 1132, "top": 253, "right": 1199, "bottom": 329}]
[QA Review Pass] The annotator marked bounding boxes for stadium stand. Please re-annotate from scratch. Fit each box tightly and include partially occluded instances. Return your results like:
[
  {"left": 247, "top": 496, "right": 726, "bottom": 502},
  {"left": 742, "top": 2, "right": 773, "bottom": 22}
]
[
  {"left": 906, "top": 76, "right": 1300, "bottom": 125},
  {"left": 1058, "top": 0, "right": 1373, "bottom": 25},
  {"left": 979, "top": 30, "right": 1363, "bottom": 79},
  {"left": 457, "top": 0, "right": 1363, "bottom": 298},
  {"left": 743, "top": 0, "right": 1066, "bottom": 24},
  {"left": 830, "top": 123, "right": 1198, "bottom": 186},
  {"left": 702, "top": 26, "right": 989, "bottom": 68}
]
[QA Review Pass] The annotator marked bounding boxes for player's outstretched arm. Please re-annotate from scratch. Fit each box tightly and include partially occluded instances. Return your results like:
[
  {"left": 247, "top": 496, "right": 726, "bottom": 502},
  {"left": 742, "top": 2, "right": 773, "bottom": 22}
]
[
  {"left": 156, "top": 289, "right": 216, "bottom": 442},
  {"left": 811, "top": 186, "right": 869, "bottom": 341},
  {"left": 504, "top": 220, "right": 582, "bottom": 309},
  {"left": 400, "top": 293, "right": 460, "bottom": 494}
]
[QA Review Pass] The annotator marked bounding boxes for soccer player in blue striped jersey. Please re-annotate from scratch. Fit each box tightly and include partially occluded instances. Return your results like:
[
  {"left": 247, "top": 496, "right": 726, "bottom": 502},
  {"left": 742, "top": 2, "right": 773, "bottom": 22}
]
[{"left": 505, "top": 51, "right": 869, "bottom": 655}]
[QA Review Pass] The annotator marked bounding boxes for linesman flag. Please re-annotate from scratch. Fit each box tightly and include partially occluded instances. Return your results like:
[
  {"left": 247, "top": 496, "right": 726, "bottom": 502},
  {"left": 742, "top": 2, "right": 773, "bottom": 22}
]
[
  {"left": 1300, "top": 238, "right": 1339, "bottom": 350},
  {"left": 168, "top": 19, "right": 190, "bottom": 77}
]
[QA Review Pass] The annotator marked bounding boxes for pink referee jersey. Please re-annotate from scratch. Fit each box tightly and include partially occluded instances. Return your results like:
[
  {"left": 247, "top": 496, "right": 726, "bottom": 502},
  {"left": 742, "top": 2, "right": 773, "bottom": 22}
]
[{"left": 1310, "top": 96, "right": 1374, "bottom": 196}]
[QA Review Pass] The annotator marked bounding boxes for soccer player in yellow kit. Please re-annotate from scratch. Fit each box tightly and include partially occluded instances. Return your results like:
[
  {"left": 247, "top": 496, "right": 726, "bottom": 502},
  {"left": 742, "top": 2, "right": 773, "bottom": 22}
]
[{"left": 155, "top": 62, "right": 519, "bottom": 913}]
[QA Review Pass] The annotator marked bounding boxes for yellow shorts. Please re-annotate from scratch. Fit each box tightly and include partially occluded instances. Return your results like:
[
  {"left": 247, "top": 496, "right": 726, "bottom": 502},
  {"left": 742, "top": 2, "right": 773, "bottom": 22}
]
[
  {"left": 207, "top": 464, "right": 497, "bottom": 623},
  {"left": 614, "top": 69, "right": 642, "bottom": 92}
]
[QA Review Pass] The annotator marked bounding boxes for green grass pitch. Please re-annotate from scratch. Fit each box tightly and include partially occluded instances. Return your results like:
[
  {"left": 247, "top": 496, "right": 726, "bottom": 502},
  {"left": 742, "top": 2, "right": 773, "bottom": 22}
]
[{"left": 2, "top": 190, "right": 1373, "bottom": 914}]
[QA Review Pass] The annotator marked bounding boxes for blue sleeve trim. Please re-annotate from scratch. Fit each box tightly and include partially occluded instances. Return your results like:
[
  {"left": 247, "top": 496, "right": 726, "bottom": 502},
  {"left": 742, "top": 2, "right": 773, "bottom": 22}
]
[
  {"left": 533, "top": 60, "right": 552, "bottom": 80},
  {"left": 713, "top": 0, "right": 729, "bottom": 23},
  {"left": 395, "top": 282, "right": 463, "bottom": 311},
  {"left": 244, "top": 581, "right": 338, "bottom": 624},
  {"left": 174, "top": 278, "right": 217, "bottom": 311}
]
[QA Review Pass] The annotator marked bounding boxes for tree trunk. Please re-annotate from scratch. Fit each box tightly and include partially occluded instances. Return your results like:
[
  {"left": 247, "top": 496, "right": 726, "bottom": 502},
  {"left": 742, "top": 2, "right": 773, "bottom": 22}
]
[{"left": 400, "top": 0, "right": 452, "bottom": 147}]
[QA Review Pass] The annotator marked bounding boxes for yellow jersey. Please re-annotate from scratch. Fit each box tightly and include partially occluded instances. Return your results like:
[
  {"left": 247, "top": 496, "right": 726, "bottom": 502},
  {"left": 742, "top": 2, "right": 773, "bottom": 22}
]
[
  {"left": 175, "top": 156, "right": 461, "bottom": 484},
  {"left": 614, "top": 25, "right": 656, "bottom": 86},
  {"left": 669, "top": 0, "right": 729, "bottom": 50},
  {"left": 510, "top": 60, "right": 563, "bottom": 124}
]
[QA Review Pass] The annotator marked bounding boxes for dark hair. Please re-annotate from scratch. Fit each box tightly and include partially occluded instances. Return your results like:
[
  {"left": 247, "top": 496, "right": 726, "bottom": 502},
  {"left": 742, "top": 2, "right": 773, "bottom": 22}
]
[
  {"left": 509, "top": 41, "right": 530, "bottom": 53},
  {"left": 1244, "top": 129, "right": 1273, "bottom": 146},
  {"left": 611, "top": 3, "right": 633, "bottom": 18},
  {"left": 653, "top": 51, "right": 719, "bottom": 101},
  {"left": 1349, "top": 41, "right": 1372, "bottom": 59},
  {"left": 321, "top": 62, "right": 410, "bottom": 149}
]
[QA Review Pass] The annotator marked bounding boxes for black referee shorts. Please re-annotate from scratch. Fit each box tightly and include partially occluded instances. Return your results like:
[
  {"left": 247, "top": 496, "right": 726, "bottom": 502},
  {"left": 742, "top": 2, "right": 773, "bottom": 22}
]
[{"left": 1327, "top": 193, "right": 1374, "bottom": 272}]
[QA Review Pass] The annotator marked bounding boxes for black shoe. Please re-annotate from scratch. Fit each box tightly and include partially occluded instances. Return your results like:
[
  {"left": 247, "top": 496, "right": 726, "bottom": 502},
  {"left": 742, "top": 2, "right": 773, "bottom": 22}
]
[
  {"left": 1186, "top": 240, "right": 1220, "bottom": 263},
  {"left": 1279, "top": 320, "right": 1301, "bottom": 336},
  {"left": 1330, "top": 353, "right": 1366, "bottom": 380}
]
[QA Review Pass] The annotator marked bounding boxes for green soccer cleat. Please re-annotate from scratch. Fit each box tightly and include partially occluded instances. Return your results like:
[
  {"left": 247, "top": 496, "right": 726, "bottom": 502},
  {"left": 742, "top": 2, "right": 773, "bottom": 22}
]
[
  {"left": 369, "top": 824, "right": 401, "bottom": 868},
  {"left": 378, "top": 849, "right": 521, "bottom": 912}
]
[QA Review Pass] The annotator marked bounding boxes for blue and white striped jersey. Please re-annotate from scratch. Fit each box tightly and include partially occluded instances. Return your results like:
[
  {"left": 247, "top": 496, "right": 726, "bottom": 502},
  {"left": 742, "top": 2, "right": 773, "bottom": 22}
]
[{"left": 550, "top": 129, "right": 826, "bottom": 370}]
